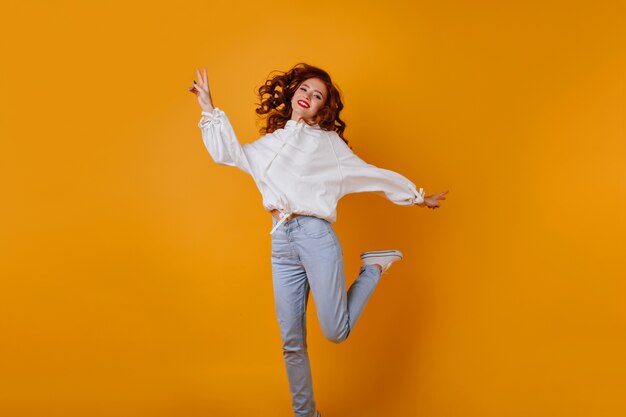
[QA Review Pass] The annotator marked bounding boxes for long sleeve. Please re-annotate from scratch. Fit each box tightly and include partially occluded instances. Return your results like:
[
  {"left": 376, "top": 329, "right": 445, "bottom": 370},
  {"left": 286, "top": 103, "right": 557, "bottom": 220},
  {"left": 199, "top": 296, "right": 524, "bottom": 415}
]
[
  {"left": 198, "top": 107, "right": 252, "bottom": 175},
  {"left": 332, "top": 135, "right": 425, "bottom": 206}
]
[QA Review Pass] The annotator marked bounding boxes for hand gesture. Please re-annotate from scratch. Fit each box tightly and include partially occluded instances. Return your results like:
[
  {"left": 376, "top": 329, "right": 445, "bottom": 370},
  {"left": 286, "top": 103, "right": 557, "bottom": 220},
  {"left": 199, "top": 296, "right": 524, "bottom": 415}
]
[
  {"left": 422, "top": 190, "right": 448, "bottom": 210},
  {"left": 188, "top": 67, "right": 214, "bottom": 112}
]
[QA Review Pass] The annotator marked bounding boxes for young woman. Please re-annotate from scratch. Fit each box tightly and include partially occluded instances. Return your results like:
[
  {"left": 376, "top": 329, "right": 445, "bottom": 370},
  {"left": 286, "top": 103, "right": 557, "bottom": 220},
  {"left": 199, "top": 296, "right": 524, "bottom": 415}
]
[{"left": 188, "top": 63, "right": 448, "bottom": 417}]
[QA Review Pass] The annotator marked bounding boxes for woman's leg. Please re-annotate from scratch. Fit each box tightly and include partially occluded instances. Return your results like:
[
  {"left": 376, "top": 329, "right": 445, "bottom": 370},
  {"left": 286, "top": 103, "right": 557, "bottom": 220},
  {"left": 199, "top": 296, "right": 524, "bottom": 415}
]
[
  {"left": 271, "top": 218, "right": 318, "bottom": 417},
  {"left": 293, "top": 216, "right": 382, "bottom": 343}
]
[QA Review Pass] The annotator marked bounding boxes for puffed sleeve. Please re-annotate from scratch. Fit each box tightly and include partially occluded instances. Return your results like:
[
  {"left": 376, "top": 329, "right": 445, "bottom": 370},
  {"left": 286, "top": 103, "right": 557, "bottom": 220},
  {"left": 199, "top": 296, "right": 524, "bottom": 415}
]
[
  {"left": 198, "top": 107, "right": 253, "bottom": 175},
  {"left": 331, "top": 134, "right": 425, "bottom": 206}
]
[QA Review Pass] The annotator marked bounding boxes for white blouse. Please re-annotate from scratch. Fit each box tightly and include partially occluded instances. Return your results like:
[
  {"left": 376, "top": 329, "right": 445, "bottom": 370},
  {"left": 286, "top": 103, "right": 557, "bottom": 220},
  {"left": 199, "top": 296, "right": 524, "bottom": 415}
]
[{"left": 198, "top": 107, "right": 425, "bottom": 234}]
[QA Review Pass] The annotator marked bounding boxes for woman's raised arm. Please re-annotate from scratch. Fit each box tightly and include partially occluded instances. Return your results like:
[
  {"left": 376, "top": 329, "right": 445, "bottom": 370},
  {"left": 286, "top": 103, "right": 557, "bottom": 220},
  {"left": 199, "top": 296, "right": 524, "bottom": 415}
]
[{"left": 188, "top": 68, "right": 252, "bottom": 175}]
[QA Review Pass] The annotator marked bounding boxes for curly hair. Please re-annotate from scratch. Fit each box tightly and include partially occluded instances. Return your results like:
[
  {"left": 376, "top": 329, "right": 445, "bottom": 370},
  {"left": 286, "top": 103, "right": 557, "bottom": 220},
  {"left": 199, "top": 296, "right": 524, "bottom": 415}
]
[{"left": 255, "top": 63, "right": 349, "bottom": 146}]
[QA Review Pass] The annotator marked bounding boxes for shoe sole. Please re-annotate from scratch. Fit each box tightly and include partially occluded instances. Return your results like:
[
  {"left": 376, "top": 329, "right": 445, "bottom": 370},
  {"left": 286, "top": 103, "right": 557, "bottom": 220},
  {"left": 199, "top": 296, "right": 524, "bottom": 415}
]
[{"left": 360, "top": 250, "right": 403, "bottom": 260}]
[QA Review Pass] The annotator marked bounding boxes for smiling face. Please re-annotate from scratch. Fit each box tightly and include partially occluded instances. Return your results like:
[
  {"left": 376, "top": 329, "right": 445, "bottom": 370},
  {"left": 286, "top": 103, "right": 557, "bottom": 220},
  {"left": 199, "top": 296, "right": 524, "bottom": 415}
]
[{"left": 290, "top": 77, "right": 328, "bottom": 122}]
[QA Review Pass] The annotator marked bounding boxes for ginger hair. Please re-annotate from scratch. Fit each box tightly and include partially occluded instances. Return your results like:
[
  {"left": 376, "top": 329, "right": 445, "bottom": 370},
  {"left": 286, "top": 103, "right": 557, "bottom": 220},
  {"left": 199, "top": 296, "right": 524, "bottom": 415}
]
[{"left": 255, "top": 63, "right": 349, "bottom": 146}]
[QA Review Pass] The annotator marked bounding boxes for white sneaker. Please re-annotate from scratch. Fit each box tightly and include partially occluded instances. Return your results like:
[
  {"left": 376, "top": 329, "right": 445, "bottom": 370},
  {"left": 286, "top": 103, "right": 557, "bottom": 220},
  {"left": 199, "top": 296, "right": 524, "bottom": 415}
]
[{"left": 360, "top": 250, "right": 403, "bottom": 274}]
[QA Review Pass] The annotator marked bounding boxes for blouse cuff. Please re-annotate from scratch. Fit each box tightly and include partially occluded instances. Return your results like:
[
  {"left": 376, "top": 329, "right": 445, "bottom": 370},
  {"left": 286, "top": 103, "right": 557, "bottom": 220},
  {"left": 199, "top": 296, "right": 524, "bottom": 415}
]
[
  {"left": 198, "top": 107, "right": 222, "bottom": 128},
  {"left": 410, "top": 184, "right": 426, "bottom": 205},
  {"left": 415, "top": 188, "right": 425, "bottom": 205}
]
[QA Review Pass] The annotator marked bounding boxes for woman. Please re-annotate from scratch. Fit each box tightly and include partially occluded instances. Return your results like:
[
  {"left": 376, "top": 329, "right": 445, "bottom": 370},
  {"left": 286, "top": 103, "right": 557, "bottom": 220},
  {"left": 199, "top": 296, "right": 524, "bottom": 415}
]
[{"left": 188, "top": 63, "right": 448, "bottom": 417}]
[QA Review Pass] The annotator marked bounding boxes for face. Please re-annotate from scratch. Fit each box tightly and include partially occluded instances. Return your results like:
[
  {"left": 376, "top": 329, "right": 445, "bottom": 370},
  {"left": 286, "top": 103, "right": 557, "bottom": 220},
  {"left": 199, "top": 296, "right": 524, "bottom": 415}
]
[{"left": 290, "top": 77, "right": 328, "bottom": 122}]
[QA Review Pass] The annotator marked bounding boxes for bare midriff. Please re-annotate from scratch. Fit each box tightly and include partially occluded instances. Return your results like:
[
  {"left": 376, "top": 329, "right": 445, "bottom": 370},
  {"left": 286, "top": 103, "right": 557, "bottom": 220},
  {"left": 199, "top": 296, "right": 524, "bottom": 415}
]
[{"left": 270, "top": 209, "right": 301, "bottom": 222}]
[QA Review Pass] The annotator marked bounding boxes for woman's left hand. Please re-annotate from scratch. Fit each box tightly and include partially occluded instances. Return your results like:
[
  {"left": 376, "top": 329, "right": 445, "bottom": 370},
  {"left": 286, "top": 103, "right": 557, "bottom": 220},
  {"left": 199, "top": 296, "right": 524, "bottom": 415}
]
[{"left": 421, "top": 190, "right": 448, "bottom": 210}]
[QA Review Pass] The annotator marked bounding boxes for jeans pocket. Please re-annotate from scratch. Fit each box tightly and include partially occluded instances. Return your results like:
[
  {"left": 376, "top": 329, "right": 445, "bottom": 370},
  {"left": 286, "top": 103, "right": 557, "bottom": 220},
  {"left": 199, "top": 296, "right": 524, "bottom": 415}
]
[{"left": 299, "top": 218, "right": 330, "bottom": 239}]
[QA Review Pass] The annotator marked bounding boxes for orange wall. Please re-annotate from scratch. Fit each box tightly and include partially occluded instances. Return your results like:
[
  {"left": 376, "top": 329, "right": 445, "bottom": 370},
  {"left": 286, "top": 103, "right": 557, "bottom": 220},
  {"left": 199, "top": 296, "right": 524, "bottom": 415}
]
[{"left": 1, "top": 1, "right": 625, "bottom": 416}]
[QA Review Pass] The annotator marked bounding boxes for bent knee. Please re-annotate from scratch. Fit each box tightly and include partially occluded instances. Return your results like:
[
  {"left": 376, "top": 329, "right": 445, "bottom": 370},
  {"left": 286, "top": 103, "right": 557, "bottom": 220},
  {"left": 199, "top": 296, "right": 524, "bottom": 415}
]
[{"left": 324, "top": 328, "right": 350, "bottom": 344}]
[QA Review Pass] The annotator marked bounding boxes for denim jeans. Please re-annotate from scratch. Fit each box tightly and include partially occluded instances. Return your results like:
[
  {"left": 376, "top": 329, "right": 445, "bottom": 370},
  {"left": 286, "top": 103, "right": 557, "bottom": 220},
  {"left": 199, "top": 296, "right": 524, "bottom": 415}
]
[{"left": 270, "top": 214, "right": 382, "bottom": 417}]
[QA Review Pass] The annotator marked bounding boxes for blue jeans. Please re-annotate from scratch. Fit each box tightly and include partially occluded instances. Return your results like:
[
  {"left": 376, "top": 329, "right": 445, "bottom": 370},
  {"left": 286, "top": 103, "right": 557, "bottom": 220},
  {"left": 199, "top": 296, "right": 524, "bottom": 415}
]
[{"left": 270, "top": 215, "right": 382, "bottom": 417}]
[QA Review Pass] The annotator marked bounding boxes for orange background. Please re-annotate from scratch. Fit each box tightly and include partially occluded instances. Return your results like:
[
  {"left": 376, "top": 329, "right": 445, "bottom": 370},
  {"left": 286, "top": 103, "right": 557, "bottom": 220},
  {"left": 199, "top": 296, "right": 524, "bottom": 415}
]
[{"left": 1, "top": 1, "right": 625, "bottom": 416}]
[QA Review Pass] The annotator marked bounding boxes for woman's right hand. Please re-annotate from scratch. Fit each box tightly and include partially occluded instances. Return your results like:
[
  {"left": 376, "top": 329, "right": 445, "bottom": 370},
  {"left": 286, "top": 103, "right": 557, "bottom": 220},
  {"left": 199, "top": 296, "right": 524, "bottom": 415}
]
[{"left": 188, "top": 67, "right": 214, "bottom": 112}]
